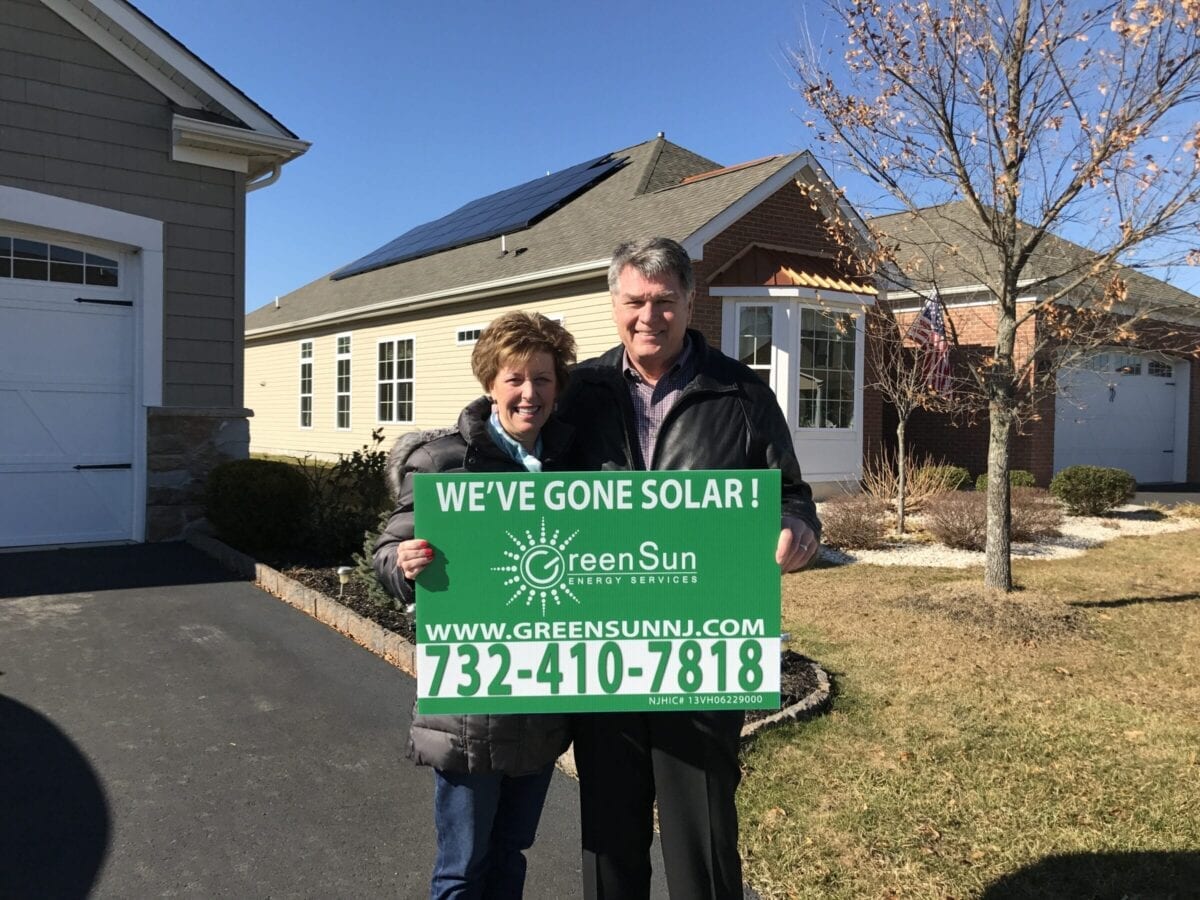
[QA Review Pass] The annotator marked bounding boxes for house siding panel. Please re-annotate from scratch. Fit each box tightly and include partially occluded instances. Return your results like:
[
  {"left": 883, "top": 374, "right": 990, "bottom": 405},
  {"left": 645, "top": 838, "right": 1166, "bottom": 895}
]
[
  {"left": 0, "top": 0, "right": 241, "bottom": 410},
  {"left": 246, "top": 280, "right": 615, "bottom": 459}
]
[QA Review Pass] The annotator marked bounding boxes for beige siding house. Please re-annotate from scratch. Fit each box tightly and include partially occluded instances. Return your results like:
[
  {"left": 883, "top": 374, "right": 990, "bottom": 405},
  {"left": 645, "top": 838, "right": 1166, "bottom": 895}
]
[
  {"left": 245, "top": 137, "right": 879, "bottom": 492},
  {"left": 1, "top": 0, "right": 308, "bottom": 545}
]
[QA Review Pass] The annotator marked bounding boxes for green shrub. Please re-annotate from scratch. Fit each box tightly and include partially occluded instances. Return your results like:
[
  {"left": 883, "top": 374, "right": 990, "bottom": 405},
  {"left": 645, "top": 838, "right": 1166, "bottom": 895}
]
[
  {"left": 921, "top": 464, "right": 972, "bottom": 491},
  {"left": 296, "top": 429, "right": 392, "bottom": 562},
  {"left": 352, "top": 511, "right": 406, "bottom": 611},
  {"left": 204, "top": 458, "right": 310, "bottom": 553},
  {"left": 820, "top": 494, "right": 889, "bottom": 549},
  {"left": 975, "top": 469, "right": 1037, "bottom": 491},
  {"left": 924, "top": 487, "right": 1061, "bottom": 550},
  {"left": 1050, "top": 465, "right": 1136, "bottom": 516}
]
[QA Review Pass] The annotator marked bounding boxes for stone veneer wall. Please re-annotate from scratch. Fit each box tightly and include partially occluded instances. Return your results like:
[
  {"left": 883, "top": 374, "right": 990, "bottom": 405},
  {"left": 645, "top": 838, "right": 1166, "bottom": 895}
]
[{"left": 146, "top": 407, "right": 251, "bottom": 541}]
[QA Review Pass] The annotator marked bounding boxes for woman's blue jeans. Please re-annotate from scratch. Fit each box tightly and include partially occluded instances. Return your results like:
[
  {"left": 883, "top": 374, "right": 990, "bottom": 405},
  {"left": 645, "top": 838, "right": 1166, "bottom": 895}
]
[{"left": 429, "top": 763, "right": 555, "bottom": 900}]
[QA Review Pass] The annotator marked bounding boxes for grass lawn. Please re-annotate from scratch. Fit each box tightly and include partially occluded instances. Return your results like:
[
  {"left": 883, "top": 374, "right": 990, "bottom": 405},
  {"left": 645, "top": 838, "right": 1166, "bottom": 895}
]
[{"left": 739, "top": 524, "right": 1200, "bottom": 899}]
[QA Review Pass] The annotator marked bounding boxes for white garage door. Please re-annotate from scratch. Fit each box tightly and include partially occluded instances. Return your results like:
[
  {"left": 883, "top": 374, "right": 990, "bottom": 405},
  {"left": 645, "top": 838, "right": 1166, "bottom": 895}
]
[
  {"left": 0, "top": 236, "right": 136, "bottom": 546},
  {"left": 1054, "top": 351, "right": 1178, "bottom": 484}
]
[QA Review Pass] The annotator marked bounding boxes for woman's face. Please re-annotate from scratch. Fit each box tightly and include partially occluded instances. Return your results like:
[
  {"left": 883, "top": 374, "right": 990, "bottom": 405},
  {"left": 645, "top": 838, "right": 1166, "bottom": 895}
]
[{"left": 488, "top": 351, "right": 558, "bottom": 451}]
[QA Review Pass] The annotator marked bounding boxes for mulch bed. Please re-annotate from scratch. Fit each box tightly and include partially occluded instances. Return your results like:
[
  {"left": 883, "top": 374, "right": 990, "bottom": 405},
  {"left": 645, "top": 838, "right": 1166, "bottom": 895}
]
[
  {"left": 281, "top": 564, "right": 417, "bottom": 643},
  {"left": 278, "top": 565, "right": 824, "bottom": 722}
]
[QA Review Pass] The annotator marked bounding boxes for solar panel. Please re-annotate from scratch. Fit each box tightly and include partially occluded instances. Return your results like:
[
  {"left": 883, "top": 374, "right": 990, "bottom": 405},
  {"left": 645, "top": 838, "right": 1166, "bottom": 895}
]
[{"left": 332, "top": 153, "right": 626, "bottom": 280}]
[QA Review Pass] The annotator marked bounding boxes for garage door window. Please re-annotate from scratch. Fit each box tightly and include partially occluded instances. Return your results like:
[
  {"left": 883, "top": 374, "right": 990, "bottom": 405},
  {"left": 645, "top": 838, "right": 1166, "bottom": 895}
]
[{"left": 0, "top": 236, "right": 118, "bottom": 286}]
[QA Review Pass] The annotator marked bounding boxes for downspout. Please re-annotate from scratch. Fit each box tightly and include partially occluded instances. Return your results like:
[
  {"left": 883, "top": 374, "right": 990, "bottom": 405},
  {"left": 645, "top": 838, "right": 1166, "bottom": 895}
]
[{"left": 246, "top": 161, "right": 281, "bottom": 193}]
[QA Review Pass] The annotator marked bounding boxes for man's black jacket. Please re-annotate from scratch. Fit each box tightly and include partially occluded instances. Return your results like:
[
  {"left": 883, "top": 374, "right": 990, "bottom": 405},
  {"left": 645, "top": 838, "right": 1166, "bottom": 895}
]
[{"left": 558, "top": 329, "right": 821, "bottom": 538}]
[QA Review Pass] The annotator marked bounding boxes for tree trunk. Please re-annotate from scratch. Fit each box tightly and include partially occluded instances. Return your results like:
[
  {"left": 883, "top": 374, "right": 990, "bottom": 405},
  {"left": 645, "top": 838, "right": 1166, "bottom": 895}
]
[
  {"left": 985, "top": 305, "right": 1019, "bottom": 591},
  {"left": 984, "top": 400, "right": 1014, "bottom": 589},
  {"left": 896, "top": 419, "right": 907, "bottom": 535}
]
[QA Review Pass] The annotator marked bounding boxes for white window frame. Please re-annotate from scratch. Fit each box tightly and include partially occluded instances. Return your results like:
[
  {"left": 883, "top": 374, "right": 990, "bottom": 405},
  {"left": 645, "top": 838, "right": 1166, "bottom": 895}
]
[
  {"left": 720, "top": 293, "right": 865, "bottom": 439},
  {"left": 299, "top": 340, "right": 313, "bottom": 429},
  {"left": 795, "top": 306, "right": 858, "bottom": 431},
  {"left": 733, "top": 302, "right": 778, "bottom": 392},
  {"left": 334, "top": 332, "right": 351, "bottom": 430},
  {"left": 0, "top": 234, "right": 121, "bottom": 287},
  {"left": 456, "top": 324, "right": 486, "bottom": 346},
  {"left": 377, "top": 335, "right": 415, "bottom": 425}
]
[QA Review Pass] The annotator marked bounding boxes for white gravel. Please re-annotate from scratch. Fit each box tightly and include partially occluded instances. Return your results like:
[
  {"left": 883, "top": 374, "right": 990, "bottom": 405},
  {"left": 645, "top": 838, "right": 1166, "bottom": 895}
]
[{"left": 818, "top": 505, "right": 1200, "bottom": 568}]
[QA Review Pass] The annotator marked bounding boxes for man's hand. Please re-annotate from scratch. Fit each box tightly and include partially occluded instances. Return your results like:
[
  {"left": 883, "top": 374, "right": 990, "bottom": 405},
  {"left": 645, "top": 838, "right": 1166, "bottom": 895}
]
[{"left": 776, "top": 516, "right": 818, "bottom": 573}]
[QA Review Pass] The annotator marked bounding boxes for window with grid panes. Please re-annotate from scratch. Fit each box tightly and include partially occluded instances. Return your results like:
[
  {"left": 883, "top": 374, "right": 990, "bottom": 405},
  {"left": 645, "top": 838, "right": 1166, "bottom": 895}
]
[
  {"left": 378, "top": 338, "right": 414, "bottom": 423},
  {"left": 0, "top": 236, "right": 118, "bottom": 285},
  {"left": 737, "top": 306, "right": 773, "bottom": 384},
  {"left": 299, "top": 341, "right": 313, "bottom": 428},
  {"left": 335, "top": 335, "right": 351, "bottom": 429},
  {"left": 798, "top": 308, "right": 855, "bottom": 429}
]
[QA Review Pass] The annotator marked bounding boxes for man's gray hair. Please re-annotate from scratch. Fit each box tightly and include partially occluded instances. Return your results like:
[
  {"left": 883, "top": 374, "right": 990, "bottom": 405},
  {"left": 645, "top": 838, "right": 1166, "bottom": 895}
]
[{"left": 607, "top": 237, "right": 695, "bottom": 297}]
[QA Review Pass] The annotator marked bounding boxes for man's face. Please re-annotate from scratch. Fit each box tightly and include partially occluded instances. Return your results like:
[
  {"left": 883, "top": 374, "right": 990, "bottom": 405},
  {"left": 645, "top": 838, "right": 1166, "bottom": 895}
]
[{"left": 611, "top": 265, "right": 692, "bottom": 380}]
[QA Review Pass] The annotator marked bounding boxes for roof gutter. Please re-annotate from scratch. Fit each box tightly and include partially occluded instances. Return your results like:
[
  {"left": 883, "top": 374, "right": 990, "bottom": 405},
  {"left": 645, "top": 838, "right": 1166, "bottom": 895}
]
[
  {"left": 246, "top": 162, "right": 282, "bottom": 193},
  {"left": 172, "top": 114, "right": 309, "bottom": 180},
  {"left": 246, "top": 257, "right": 611, "bottom": 339}
]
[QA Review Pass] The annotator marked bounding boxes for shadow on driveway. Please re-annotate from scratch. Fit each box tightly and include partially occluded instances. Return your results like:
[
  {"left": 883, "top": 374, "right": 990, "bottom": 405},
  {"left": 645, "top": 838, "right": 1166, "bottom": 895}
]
[
  {"left": 0, "top": 695, "right": 110, "bottom": 899},
  {"left": 0, "top": 542, "right": 241, "bottom": 598}
]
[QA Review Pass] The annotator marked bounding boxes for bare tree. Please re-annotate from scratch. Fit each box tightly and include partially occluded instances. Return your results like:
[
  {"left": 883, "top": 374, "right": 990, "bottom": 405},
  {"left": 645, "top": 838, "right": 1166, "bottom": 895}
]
[
  {"left": 794, "top": 0, "right": 1200, "bottom": 589},
  {"left": 863, "top": 297, "right": 960, "bottom": 533}
]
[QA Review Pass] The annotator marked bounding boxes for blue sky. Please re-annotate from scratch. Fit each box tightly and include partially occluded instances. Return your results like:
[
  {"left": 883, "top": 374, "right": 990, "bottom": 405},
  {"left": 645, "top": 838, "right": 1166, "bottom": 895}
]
[
  {"left": 134, "top": 0, "right": 849, "bottom": 312},
  {"left": 134, "top": 1, "right": 1199, "bottom": 309}
]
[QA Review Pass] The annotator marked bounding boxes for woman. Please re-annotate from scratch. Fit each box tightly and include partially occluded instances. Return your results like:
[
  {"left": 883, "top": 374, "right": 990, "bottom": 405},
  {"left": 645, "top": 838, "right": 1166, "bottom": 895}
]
[{"left": 373, "top": 311, "right": 576, "bottom": 900}]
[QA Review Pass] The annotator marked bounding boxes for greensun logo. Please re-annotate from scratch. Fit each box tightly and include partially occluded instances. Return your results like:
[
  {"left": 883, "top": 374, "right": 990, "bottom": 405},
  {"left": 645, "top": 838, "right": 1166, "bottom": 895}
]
[
  {"left": 492, "top": 517, "right": 703, "bottom": 617},
  {"left": 492, "top": 518, "right": 583, "bottom": 615}
]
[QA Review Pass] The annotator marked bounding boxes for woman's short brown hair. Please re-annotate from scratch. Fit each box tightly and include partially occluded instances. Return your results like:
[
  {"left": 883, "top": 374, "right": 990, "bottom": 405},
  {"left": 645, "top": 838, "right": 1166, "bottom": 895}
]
[{"left": 471, "top": 311, "right": 576, "bottom": 392}]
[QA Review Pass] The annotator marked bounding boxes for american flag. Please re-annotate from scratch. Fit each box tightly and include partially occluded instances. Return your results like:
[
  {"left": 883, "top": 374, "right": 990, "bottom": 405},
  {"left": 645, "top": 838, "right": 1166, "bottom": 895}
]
[{"left": 907, "top": 295, "right": 952, "bottom": 396}]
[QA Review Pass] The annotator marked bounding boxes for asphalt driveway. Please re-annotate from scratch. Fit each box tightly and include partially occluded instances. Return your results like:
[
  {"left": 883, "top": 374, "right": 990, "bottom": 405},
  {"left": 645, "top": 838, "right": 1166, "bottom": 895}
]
[{"left": 0, "top": 543, "right": 603, "bottom": 899}]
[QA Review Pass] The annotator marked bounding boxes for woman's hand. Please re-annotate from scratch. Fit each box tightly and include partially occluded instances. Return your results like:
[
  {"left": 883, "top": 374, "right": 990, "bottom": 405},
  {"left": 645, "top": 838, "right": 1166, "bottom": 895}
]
[{"left": 396, "top": 538, "right": 434, "bottom": 581}]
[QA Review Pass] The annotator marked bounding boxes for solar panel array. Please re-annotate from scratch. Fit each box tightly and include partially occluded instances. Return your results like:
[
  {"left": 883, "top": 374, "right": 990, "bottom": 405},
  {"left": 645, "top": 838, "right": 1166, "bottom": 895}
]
[{"left": 332, "top": 153, "right": 626, "bottom": 280}]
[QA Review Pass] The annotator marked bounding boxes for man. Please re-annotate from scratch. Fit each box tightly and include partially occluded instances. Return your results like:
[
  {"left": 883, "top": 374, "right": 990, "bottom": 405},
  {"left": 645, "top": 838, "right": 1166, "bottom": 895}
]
[{"left": 558, "top": 237, "right": 821, "bottom": 899}]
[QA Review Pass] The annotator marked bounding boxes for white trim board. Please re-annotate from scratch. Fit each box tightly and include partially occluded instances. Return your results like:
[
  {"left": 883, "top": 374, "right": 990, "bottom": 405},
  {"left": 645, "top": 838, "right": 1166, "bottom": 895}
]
[{"left": 40, "top": 0, "right": 291, "bottom": 139}]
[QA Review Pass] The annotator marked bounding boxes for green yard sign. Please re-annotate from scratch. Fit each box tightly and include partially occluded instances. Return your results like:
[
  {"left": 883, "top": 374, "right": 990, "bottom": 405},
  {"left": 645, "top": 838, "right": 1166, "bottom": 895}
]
[{"left": 413, "top": 469, "right": 781, "bottom": 714}]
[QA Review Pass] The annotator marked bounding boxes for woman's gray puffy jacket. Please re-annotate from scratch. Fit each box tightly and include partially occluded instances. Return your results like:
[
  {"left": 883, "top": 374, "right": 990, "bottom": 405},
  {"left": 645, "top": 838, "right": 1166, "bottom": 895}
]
[{"left": 372, "top": 395, "right": 573, "bottom": 776}]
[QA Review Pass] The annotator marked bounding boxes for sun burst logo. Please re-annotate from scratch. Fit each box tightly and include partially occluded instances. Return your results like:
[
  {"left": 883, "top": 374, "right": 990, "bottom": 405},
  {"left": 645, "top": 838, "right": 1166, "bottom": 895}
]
[{"left": 491, "top": 518, "right": 582, "bottom": 616}]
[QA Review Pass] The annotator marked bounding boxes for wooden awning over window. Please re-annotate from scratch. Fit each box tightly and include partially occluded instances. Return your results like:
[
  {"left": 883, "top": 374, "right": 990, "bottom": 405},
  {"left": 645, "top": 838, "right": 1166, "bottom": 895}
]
[{"left": 710, "top": 246, "right": 875, "bottom": 295}]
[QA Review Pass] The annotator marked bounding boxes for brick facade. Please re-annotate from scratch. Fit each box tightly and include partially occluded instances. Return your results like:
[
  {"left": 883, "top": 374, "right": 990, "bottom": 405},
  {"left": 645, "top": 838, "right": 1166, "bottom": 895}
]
[
  {"left": 689, "top": 180, "right": 847, "bottom": 345},
  {"left": 885, "top": 302, "right": 1200, "bottom": 485}
]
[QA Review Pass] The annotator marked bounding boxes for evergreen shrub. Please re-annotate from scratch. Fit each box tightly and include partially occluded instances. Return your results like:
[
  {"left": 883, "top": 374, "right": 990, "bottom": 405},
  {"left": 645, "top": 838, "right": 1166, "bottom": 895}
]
[
  {"left": 296, "top": 429, "right": 392, "bottom": 561},
  {"left": 922, "top": 464, "right": 972, "bottom": 491},
  {"left": 975, "top": 469, "right": 1037, "bottom": 491},
  {"left": 204, "top": 458, "right": 310, "bottom": 553},
  {"left": 1050, "top": 465, "right": 1136, "bottom": 516}
]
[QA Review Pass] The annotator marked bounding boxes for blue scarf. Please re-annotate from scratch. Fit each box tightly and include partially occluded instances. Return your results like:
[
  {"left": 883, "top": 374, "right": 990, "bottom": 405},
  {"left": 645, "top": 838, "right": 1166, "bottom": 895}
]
[{"left": 487, "top": 412, "right": 544, "bottom": 472}]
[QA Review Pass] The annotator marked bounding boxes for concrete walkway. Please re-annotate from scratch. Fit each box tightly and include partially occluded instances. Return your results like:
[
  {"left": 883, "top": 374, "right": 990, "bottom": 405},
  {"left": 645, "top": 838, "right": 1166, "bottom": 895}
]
[{"left": 0, "top": 543, "right": 672, "bottom": 899}]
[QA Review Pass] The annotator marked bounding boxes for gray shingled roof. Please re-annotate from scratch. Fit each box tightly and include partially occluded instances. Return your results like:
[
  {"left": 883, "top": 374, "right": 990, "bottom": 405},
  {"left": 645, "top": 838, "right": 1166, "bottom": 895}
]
[
  {"left": 870, "top": 201, "right": 1200, "bottom": 310},
  {"left": 246, "top": 137, "right": 795, "bottom": 333}
]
